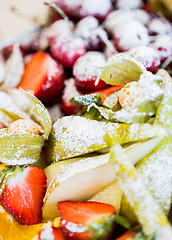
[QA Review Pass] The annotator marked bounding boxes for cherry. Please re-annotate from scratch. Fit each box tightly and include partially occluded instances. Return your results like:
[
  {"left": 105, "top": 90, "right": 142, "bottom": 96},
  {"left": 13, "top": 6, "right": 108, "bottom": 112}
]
[
  {"left": 61, "top": 78, "right": 81, "bottom": 115},
  {"left": 51, "top": 0, "right": 112, "bottom": 22},
  {"left": 148, "top": 18, "right": 172, "bottom": 35},
  {"left": 77, "top": 0, "right": 112, "bottom": 22},
  {"left": 73, "top": 51, "right": 108, "bottom": 92},
  {"left": 150, "top": 35, "right": 172, "bottom": 63},
  {"left": 75, "top": 16, "right": 105, "bottom": 51},
  {"left": 48, "top": 19, "right": 74, "bottom": 41},
  {"left": 112, "top": 20, "right": 150, "bottom": 52},
  {"left": 50, "top": 35, "right": 86, "bottom": 68},
  {"left": 127, "top": 45, "right": 160, "bottom": 73},
  {"left": 115, "top": 0, "right": 143, "bottom": 10}
]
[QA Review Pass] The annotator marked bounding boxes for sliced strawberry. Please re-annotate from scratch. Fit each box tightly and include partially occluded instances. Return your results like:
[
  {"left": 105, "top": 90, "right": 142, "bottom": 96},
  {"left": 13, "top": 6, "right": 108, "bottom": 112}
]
[
  {"left": 115, "top": 230, "right": 135, "bottom": 240},
  {"left": 92, "top": 85, "right": 123, "bottom": 103},
  {"left": 58, "top": 201, "right": 116, "bottom": 240},
  {"left": 39, "top": 225, "right": 65, "bottom": 240},
  {"left": 61, "top": 78, "right": 82, "bottom": 115},
  {"left": 0, "top": 166, "right": 47, "bottom": 225},
  {"left": 19, "top": 51, "right": 66, "bottom": 105}
]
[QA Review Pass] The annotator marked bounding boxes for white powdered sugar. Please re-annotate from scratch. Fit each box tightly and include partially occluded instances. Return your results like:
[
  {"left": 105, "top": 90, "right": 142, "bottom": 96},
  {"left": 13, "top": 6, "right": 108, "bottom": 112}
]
[
  {"left": 40, "top": 222, "right": 54, "bottom": 240},
  {"left": 137, "top": 142, "right": 172, "bottom": 214},
  {"left": 148, "top": 18, "right": 172, "bottom": 35},
  {"left": 150, "top": 35, "right": 172, "bottom": 61},
  {"left": 116, "top": 0, "right": 143, "bottom": 10},
  {"left": 127, "top": 45, "right": 160, "bottom": 70},
  {"left": 113, "top": 20, "right": 150, "bottom": 51},
  {"left": 75, "top": 16, "right": 99, "bottom": 38},
  {"left": 62, "top": 78, "right": 81, "bottom": 105},
  {"left": 133, "top": 9, "right": 151, "bottom": 25},
  {"left": 79, "top": 0, "right": 112, "bottom": 17},
  {"left": 73, "top": 51, "right": 106, "bottom": 82},
  {"left": 52, "top": 116, "right": 120, "bottom": 160},
  {"left": 48, "top": 19, "right": 73, "bottom": 40},
  {"left": 105, "top": 9, "right": 135, "bottom": 33}
]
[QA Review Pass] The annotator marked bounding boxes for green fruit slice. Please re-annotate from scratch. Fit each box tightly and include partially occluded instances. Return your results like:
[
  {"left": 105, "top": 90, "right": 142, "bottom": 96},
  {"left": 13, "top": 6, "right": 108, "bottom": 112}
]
[
  {"left": 47, "top": 116, "right": 166, "bottom": 162},
  {"left": 110, "top": 144, "right": 172, "bottom": 239}
]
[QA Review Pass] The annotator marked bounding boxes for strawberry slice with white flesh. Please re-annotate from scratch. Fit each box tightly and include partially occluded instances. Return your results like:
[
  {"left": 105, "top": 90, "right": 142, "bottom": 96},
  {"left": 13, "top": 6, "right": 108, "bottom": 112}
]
[
  {"left": 0, "top": 165, "right": 47, "bottom": 225},
  {"left": 58, "top": 201, "right": 116, "bottom": 240}
]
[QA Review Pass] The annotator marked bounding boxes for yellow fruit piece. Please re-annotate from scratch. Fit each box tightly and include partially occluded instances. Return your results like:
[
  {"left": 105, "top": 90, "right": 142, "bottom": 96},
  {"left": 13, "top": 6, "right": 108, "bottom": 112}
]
[
  {"left": 8, "top": 119, "right": 39, "bottom": 135},
  {"left": 0, "top": 206, "right": 43, "bottom": 240},
  {"left": 0, "top": 163, "right": 6, "bottom": 171},
  {"left": 89, "top": 181, "right": 123, "bottom": 214}
]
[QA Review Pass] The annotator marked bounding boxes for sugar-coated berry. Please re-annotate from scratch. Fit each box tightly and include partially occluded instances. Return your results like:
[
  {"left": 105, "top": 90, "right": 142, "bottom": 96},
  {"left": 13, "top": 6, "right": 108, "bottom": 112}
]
[{"left": 128, "top": 45, "right": 160, "bottom": 73}]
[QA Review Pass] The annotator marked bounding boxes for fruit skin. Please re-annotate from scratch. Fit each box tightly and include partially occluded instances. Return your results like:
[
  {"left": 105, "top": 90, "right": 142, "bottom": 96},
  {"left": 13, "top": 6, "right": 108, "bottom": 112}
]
[
  {"left": 115, "top": 230, "right": 135, "bottom": 240},
  {"left": 19, "top": 52, "right": 66, "bottom": 105},
  {"left": 58, "top": 201, "right": 116, "bottom": 240},
  {"left": 39, "top": 226, "right": 65, "bottom": 240},
  {"left": 0, "top": 166, "right": 47, "bottom": 225},
  {"left": 61, "top": 78, "right": 82, "bottom": 115},
  {"left": 73, "top": 51, "right": 108, "bottom": 92},
  {"left": 50, "top": 36, "right": 86, "bottom": 69},
  {"left": 50, "top": 0, "right": 112, "bottom": 22},
  {"left": 127, "top": 46, "right": 160, "bottom": 73}
]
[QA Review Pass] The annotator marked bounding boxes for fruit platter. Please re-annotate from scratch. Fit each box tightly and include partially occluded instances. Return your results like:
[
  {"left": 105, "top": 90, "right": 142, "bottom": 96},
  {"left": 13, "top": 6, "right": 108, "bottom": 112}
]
[{"left": 0, "top": 0, "right": 172, "bottom": 239}]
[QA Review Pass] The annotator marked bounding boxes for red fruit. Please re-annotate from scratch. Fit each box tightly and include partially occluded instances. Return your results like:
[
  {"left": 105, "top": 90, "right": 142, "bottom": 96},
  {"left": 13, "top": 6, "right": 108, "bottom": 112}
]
[
  {"left": 148, "top": 18, "right": 172, "bottom": 35},
  {"left": 52, "top": 0, "right": 112, "bottom": 22},
  {"left": 93, "top": 85, "right": 123, "bottom": 103},
  {"left": 77, "top": 0, "right": 112, "bottom": 22},
  {"left": 61, "top": 78, "right": 81, "bottom": 115},
  {"left": 113, "top": 20, "right": 150, "bottom": 52},
  {"left": 75, "top": 16, "right": 105, "bottom": 51},
  {"left": 73, "top": 51, "right": 108, "bottom": 92},
  {"left": 50, "top": 36, "right": 86, "bottom": 68},
  {"left": 115, "top": 230, "right": 135, "bottom": 240},
  {"left": 58, "top": 201, "right": 116, "bottom": 240},
  {"left": 0, "top": 166, "right": 47, "bottom": 225},
  {"left": 150, "top": 35, "right": 172, "bottom": 63},
  {"left": 39, "top": 225, "right": 65, "bottom": 240},
  {"left": 48, "top": 19, "right": 74, "bottom": 42},
  {"left": 19, "top": 51, "right": 66, "bottom": 105},
  {"left": 127, "top": 45, "right": 160, "bottom": 73},
  {"left": 116, "top": 0, "right": 143, "bottom": 10}
]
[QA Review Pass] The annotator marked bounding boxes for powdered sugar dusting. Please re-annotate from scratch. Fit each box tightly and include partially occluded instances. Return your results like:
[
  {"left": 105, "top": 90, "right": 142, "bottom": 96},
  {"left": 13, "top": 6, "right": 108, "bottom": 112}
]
[
  {"left": 116, "top": 0, "right": 143, "bottom": 9},
  {"left": 62, "top": 78, "right": 81, "bottom": 105},
  {"left": 111, "top": 144, "right": 172, "bottom": 239},
  {"left": 51, "top": 116, "right": 121, "bottom": 160},
  {"left": 73, "top": 51, "right": 106, "bottom": 82},
  {"left": 113, "top": 20, "right": 150, "bottom": 51},
  {"left": 148, "top": 18, "right": 172, "bottom": 35},
  {"left": 127, "top": 45, "right": 160, "bottom": 71}
]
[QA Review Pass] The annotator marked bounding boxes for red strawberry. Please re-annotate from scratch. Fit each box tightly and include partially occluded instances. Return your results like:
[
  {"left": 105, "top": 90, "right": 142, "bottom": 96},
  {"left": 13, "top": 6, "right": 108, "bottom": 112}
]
[
  {"left": 50, "top": 36, "right": 86, "bottom": 68},
  {"left": 61, "top": 78, "right": 82, "bottom": 115},
  {"left": 115, "top": 230, "right": 135, "bottom": 240},
  {"left": 58, "top": 201, "right": 116, "bottom": 240},
  {"left": 0, "top": 166, "right": 47, "bottom": 225},
  {"left": 39, "top": 225, "right": 65, "bottom": 240},
  {"left": 73, "top": 51, "right": 108, "bottom": 92},
  {"left": 19, "top": 51, "right": 66, "bottom": 105}
]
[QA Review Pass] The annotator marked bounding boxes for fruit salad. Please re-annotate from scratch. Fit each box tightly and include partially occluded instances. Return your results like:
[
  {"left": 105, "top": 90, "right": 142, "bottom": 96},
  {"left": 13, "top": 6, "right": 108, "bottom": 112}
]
[{"left": 0, "top": 0, "right": 172, "bottom": 239}]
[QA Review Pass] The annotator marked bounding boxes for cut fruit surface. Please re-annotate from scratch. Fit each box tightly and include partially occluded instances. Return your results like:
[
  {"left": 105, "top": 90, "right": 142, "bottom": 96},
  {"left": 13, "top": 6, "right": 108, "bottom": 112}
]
[{"left": 47, "top": 115, "right": 166, "bottom": 162}]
